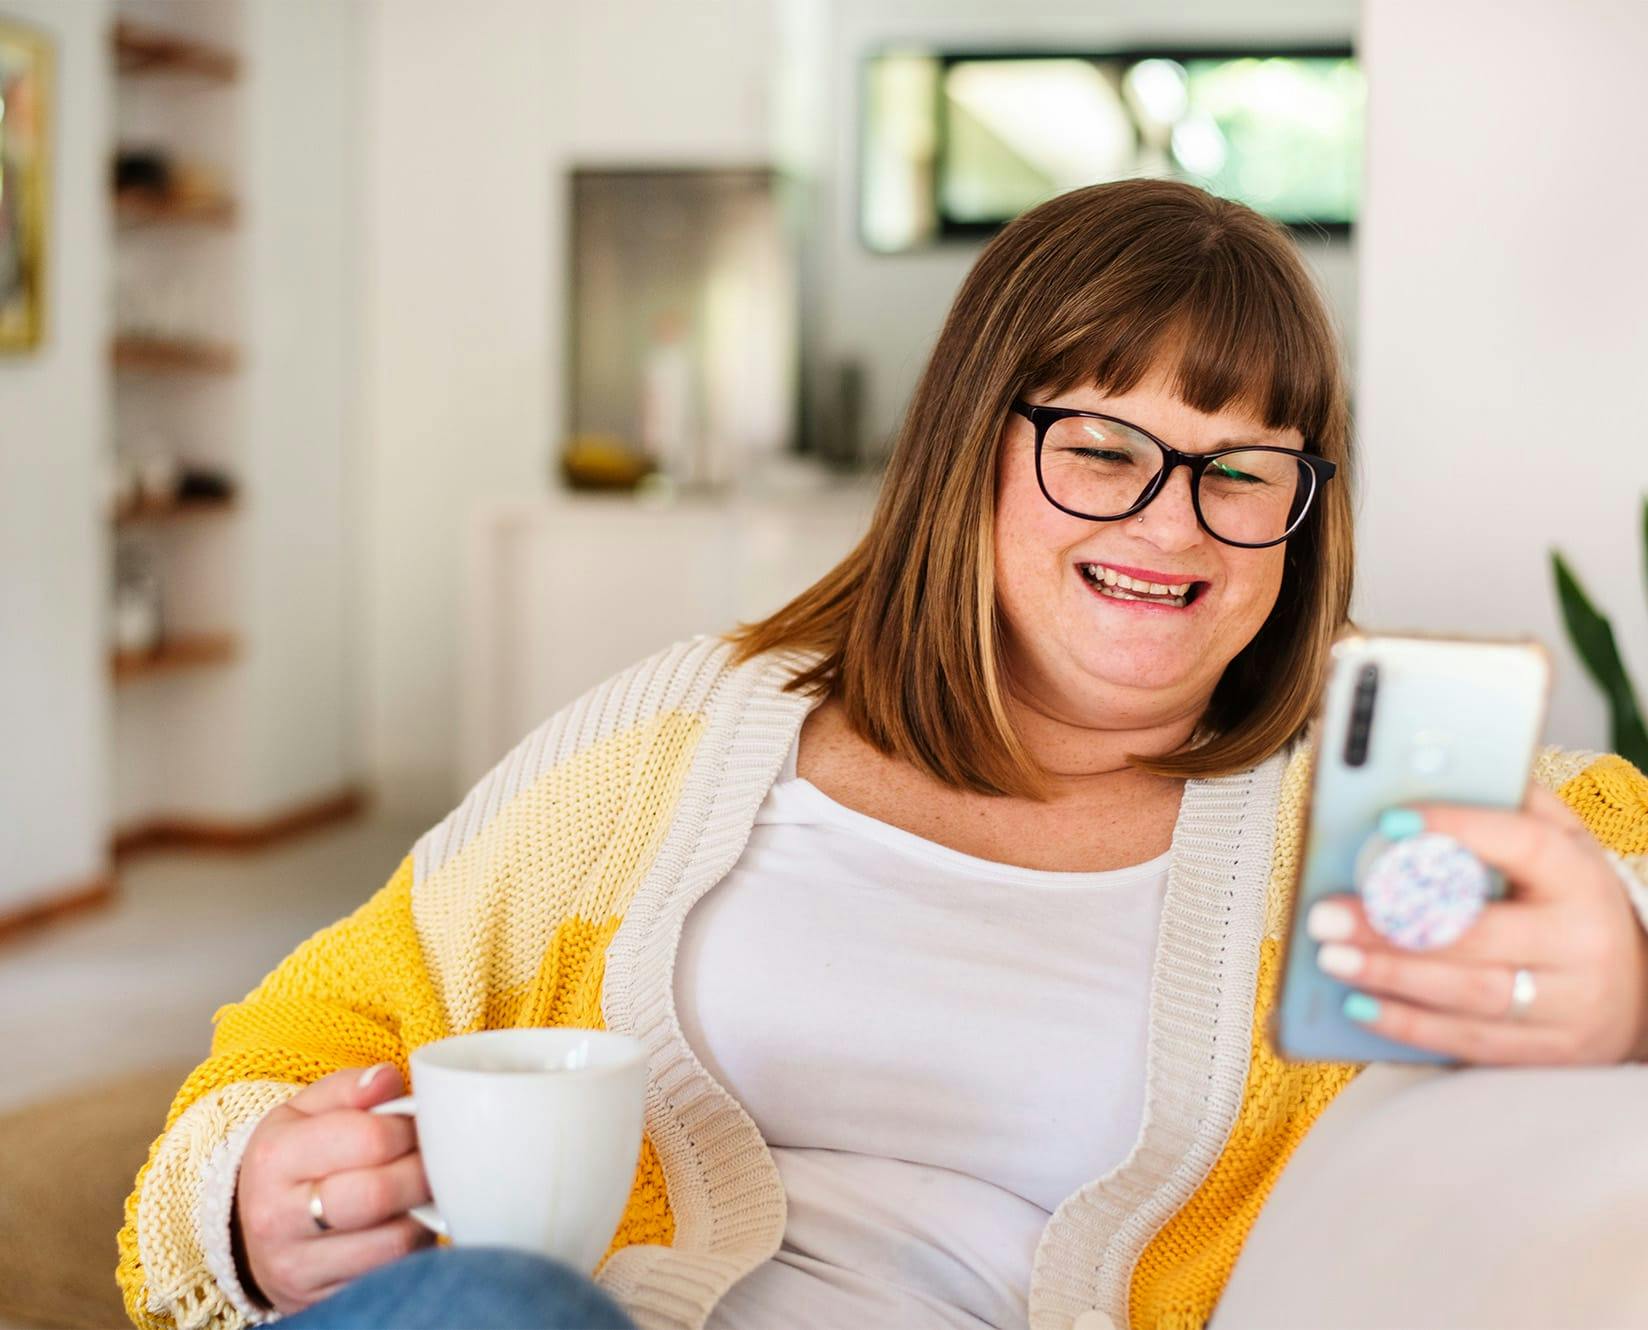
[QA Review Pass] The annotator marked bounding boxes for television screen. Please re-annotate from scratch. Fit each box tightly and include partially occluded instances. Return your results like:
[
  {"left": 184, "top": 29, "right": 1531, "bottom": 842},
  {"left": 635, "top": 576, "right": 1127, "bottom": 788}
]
[{"left": 862, "top": 48, "right": 1363, "bottom": 253}]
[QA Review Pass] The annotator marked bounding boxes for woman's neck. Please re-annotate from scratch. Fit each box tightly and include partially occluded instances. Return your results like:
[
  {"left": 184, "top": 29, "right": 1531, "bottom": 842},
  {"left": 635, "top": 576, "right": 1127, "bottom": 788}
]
[{"left": 1002, "top": 676, "right": 1202, "bottom": 797}]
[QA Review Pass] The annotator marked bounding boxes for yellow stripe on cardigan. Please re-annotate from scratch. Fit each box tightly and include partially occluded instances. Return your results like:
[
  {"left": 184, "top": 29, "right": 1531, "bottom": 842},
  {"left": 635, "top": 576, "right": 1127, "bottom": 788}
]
[
  {"left": 1129, "top": 747, "right": 1360, "bottom": 1330},
  {"left": 411, "top": 711, "right": 703, "bottom": 1034},
  {"left": 1556, "top": 754, "right": 1648, "bottom": 854},
  {"left": 482, "top": 909, "right": 677, "bottom": 1259},
  {"left": 401, "top": 711, "right": 705, "bottom": 1256}
]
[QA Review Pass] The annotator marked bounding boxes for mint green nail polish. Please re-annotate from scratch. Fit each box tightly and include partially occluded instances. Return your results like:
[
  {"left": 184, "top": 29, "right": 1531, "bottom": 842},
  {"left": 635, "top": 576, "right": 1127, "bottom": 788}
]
[
  {"left": 1378, "top": 807, "right": 1425, "bottom": 840},
  {"left": 1343, "top": 992, "right": 1382, "bottom": 1024}
]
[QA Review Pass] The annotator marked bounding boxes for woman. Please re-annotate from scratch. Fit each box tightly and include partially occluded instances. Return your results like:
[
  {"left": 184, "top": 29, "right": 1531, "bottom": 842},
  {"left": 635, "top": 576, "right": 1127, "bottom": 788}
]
[{"left": 118, "top": 180, "right": 1648, "bottom": 1330}]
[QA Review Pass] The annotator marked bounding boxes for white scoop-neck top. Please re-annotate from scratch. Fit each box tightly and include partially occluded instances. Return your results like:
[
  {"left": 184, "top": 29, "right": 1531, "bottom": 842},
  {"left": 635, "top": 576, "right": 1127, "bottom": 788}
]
[{"left": 676, "top": 734, "right": 1171, "bottom": 1329}]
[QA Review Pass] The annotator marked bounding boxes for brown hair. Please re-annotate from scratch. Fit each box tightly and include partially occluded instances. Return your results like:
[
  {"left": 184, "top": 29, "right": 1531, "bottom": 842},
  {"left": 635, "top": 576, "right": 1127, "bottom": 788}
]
[{"left": 728, "top": 178, "right": 1355, "bottom": 797}]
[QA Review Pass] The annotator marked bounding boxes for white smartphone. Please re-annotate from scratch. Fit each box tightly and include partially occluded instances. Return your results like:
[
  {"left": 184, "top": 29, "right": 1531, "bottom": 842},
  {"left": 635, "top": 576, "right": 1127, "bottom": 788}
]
[{"left": 1271, "top": 632, "right": 1551, "bottom": 1064}]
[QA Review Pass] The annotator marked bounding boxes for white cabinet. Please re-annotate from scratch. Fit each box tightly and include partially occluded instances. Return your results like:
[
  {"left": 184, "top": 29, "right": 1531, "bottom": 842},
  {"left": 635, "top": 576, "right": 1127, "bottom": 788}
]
[{"left": 460, "top": 483, "right": 878, "bottom": 785}]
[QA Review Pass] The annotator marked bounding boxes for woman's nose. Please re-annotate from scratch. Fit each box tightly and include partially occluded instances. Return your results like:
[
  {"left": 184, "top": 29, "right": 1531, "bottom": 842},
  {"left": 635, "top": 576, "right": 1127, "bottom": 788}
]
[{"left": 1132, "top": 464, "right": 1202, "bottom": 547}]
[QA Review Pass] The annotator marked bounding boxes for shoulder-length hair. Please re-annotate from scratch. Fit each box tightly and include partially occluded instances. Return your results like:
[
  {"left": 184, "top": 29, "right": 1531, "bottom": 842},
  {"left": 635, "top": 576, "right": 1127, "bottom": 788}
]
[{"left": 728, "top": 179, "right": 1355, "bottom": 797}]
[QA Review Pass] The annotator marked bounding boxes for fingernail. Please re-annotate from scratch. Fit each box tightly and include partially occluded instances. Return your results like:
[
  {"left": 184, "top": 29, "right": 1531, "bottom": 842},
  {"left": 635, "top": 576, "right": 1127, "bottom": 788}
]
[
  {"left": 1343, "top": 992, "right": 1382, "bottom": 1024},
  {"left": 1316, "top": 943, "right": 1364, "bottom": 979},
  {"left": 1378, "top": 807, "right": 1425, "bottom": 840},
  {"left": 1306, "top": 900, "right": 1356, "bottom": 942},
  {"left": 358, "top": 1063, "right": 391, "bottom": 1091}
]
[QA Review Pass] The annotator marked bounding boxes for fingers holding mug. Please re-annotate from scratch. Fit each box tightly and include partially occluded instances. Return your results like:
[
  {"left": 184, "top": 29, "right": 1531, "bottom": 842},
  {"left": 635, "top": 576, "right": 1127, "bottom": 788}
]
[
  {"left": 238, "top": 1065, "right": 429, "bottom": 1313},
  {"left": 305, "top": 1151, "right": 434, "bottom": 1236},
  {"left": 286, "top": 1061, "right": 406, "bottom": 1116},
  {"left": 274, "top": 1105, "right": 418, "bottom": 1183}
]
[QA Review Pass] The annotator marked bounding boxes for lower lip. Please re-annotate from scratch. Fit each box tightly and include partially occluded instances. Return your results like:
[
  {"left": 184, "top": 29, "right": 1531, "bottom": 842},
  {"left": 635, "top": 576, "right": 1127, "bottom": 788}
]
[{"left": 1076, "top": 568, "right": 1204, "bottom": 613}]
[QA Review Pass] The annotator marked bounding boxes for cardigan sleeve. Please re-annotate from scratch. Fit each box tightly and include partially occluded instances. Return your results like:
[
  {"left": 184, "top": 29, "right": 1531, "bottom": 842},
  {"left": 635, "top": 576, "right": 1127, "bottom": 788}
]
[
  {"left": 114, "top": 638, "right": 726, "bottom": 1330},
  {"left": 116, "top": 855, "right": 451, "bottom": 1330},
  {"left": 1535, "top": 747, "right": 1648, "bottom": 931}
]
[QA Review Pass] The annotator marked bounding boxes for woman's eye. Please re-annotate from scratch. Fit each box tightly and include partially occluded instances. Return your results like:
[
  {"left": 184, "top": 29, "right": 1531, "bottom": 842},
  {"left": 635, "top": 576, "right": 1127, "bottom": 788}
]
[
  {"left": 1209, "top": 461, "right": 1262, "bottom": 484},
  {"left": 1073, "top": 448, "right": 1135, "bottom": 464}
]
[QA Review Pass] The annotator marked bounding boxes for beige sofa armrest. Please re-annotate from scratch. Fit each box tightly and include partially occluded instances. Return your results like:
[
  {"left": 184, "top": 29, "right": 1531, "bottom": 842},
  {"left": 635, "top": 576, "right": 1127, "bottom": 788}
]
[{"left": 1213, "top": 1062, "right": 1648, "bottom": 1330}]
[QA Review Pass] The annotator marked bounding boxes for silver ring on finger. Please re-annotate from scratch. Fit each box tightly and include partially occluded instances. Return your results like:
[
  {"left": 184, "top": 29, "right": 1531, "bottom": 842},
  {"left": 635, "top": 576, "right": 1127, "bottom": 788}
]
[
  {"left": 1507, "top": 966, "right": 1537, "bottom": 1022},
  {"left": 308, "top": 1180, "right": 333, "bottom": 1233}
]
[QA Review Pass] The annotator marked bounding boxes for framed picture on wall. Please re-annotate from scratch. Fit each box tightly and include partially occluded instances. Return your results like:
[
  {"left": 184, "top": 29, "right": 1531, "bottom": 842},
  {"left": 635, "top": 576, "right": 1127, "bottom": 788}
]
[{"left": 0, "top": 18, "right": 51, "bottom": 352}]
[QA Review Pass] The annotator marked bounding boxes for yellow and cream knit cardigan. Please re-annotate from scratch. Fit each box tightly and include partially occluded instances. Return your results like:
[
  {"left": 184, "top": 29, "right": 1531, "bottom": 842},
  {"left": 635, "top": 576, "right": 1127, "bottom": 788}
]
[{"left": 118, "top": 636, "right": 1648, "bottom": 1330}]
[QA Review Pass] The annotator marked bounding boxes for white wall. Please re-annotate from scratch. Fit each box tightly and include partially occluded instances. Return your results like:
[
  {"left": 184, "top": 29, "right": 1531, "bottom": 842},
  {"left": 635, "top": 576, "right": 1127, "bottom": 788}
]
[
  {"left": 0, "top": 0, "right": 112, "bottom": 908},
  {"left": 360, "top": 0, "right": 560, "bottom": 815},
  {"left": 1356, "top": 0, "right": 1648, "bottom": 753},
  {"left": 240, "top": 0, "right": 364, "bottom": 811},
  {"left": 568, "top": 1, "right": 775, "bottom": 163}
]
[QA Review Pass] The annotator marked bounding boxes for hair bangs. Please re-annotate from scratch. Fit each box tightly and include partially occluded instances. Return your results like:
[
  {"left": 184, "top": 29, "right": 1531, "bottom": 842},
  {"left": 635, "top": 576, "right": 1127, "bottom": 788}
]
[{"left": 1036, "top": 225, "right": 1341, "bottom": 450}]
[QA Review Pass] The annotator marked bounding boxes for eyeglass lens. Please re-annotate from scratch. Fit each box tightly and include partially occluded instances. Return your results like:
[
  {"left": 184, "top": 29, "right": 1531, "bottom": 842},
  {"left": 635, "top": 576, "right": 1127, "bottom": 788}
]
[{"left": 1038, "top": 415, "right": 1312, "bottom": 545}]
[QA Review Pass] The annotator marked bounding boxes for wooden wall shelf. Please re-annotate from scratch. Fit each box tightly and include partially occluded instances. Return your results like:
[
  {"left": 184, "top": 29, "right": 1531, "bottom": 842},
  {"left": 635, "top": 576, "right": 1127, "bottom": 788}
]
[
  {"left": 113, "top": 495, "right": 237, "bottom": 526},
  {"left": 112, "top": 633, "right": 239, "bottom": 683},
  {"left": 113, "top": 22, "right": 240, "bottom": 81},
  {"left": 116, "top": 195, "right": 238, "bottom": 228},
  {"left": 112, "top": 336, "right": 239, "bottom": 375}
]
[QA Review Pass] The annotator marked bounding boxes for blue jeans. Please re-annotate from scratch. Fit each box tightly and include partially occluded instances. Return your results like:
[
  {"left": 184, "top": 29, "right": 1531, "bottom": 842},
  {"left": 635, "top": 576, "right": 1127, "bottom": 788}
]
[{"left": 283, "top": 1247, "right": 637, "bottom": 1329}]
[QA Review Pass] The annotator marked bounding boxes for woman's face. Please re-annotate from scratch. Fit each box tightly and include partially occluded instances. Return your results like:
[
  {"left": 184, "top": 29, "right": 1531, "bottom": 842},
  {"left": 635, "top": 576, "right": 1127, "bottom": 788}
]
[{"left": 994, "top": 366, "right": 1303, "bottom": 731}]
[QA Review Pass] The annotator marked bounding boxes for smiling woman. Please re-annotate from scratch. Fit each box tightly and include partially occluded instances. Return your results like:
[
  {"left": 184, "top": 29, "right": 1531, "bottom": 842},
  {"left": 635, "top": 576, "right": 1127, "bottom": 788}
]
[{"left": 119, "top": 179, "right": 1648, "bottom": 1330}]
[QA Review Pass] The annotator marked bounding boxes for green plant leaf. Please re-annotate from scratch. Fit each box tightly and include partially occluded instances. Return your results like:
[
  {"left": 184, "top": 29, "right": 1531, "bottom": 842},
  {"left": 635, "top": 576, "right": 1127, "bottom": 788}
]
[{"left": 1551, "top": 549, "right": 1648, "bottom": 771}]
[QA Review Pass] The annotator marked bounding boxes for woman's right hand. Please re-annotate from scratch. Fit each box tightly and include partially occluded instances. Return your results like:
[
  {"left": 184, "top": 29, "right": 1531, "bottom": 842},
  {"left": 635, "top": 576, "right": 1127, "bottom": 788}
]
[{"left": 235, "top": 1063, "right": 436, "bottom": 1313}]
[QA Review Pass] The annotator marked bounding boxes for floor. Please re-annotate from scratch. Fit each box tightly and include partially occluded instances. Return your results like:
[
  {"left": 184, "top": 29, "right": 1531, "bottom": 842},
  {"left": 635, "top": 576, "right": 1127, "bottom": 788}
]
[{"left": 0, "top": 814, "right": 426, "bottom": 1116}]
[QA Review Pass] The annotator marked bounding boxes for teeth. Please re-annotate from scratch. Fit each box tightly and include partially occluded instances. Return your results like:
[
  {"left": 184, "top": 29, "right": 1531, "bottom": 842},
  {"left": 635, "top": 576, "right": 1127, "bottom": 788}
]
[
  {"left": 1082, "top": 565, "right": 1196, "bottom": 593},
  {"left": 1100, "top": 585, "right": 1186, "bottom": 607},
  {"left": 1079, "top": 563, "right": 1194, "bottom": 607}
]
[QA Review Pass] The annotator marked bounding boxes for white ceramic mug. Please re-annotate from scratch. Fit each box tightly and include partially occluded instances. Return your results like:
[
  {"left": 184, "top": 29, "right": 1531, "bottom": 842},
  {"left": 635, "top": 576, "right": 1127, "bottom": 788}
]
[{"left": 371, "top": 1028, "right": 647, "bottom": 1273}]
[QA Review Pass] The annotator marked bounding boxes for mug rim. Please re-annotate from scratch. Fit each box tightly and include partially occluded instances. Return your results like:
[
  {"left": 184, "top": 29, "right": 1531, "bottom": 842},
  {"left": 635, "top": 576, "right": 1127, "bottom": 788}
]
[{"left": 409, "top": 1028, "right": 647, "bottom": 1079}]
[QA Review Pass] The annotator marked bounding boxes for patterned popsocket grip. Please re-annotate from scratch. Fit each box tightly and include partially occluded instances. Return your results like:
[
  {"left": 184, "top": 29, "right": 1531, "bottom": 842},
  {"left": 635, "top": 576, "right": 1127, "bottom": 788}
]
[{"left": 1355, "top": 831, "right": 1493, "bottom": 950}]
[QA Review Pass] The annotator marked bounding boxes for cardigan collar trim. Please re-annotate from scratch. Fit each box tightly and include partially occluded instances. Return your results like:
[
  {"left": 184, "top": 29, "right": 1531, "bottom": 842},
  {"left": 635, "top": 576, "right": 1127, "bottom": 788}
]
[{"left": 1029, "top": 745, "right": 1286, "bottom": 1327}]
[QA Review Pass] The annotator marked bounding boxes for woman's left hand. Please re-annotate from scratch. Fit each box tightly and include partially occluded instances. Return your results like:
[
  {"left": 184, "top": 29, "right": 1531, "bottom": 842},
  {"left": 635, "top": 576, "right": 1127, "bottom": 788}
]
[{"left": 1306, "top": 785, "right": 1648, "bottom": 1065}]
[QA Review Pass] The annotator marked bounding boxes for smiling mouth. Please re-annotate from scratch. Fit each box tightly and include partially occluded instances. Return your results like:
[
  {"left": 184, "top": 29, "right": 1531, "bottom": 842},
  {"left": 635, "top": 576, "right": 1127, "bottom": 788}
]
[{"left": 1076, "top": 562, "right": 1209, "bottom": 609}]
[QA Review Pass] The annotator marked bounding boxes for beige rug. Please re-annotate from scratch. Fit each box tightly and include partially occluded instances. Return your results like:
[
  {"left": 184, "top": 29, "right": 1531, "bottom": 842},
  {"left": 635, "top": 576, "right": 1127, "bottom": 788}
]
[{"left": 0, "top": 1066, "right": 192, "bottom": 1330}]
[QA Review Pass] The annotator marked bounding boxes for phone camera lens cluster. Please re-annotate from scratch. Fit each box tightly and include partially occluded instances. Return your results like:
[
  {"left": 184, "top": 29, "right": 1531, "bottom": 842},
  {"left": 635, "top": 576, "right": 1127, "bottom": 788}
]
[{"left": 1344, "top": 663, "right": 1379, "bottom": 768}]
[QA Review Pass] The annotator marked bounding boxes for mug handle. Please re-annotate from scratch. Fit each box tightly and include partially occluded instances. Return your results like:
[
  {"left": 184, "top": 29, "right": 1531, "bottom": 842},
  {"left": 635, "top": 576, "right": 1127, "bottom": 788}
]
[{"left": 370, "top": 1095, "right": 448, "bottom": 1236}]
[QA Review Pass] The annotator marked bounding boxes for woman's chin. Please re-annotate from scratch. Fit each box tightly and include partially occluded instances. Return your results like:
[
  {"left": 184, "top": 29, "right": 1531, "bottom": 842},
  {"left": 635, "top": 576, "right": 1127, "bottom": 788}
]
[{"left": 1068, "top": 648, "right": 1202, "bottom": 701}]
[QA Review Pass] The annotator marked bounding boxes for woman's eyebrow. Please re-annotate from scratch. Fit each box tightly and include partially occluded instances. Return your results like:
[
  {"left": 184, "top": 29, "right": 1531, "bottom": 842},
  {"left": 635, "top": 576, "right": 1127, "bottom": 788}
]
[
  {"left": 1065, "top": 407, "right": 1297, "bottom": 449},
  {"left": 1211, "top": 434, "right": 1296, "bottom": 447}
]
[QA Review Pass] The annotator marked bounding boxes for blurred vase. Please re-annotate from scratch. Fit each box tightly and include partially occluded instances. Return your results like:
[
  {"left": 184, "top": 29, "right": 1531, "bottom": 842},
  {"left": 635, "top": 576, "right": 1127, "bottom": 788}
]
[
  {"left": 639, "top": 310, "right": 700, "bottom": 486},
  {"left": 112, "top": 546, "right": 164, "bottom": 656}
]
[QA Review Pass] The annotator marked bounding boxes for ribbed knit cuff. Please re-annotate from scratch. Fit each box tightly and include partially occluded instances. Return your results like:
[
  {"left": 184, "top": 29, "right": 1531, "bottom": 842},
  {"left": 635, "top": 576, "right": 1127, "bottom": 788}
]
[
  {"left": 1608, "top": 851, "right": 1648, "bottom": 935},
  {"left": 199, "top": 1114, "right": 282, "bottom": 1325}
]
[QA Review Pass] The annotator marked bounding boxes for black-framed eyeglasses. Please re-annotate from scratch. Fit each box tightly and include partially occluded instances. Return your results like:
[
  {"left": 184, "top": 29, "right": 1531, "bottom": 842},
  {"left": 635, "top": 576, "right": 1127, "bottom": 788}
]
[{"left": 1011, "top": 401, "right": 1337, "bottom": 550}]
